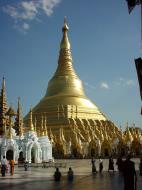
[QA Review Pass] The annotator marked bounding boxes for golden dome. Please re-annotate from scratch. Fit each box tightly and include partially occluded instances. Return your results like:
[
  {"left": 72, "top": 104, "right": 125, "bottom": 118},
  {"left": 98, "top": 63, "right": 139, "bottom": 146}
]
[
  {"left": 26, "top": 19, "right": 106, "bottom": 121},
  {"left": 22, "top": 18, "right": 120, "bottom": 158}
]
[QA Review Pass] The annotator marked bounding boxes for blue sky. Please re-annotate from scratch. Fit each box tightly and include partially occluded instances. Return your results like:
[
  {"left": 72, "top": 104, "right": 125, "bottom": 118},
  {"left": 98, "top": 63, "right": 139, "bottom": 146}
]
[{"left": 0, "top": 0, "right": 142, "bottom": 129}]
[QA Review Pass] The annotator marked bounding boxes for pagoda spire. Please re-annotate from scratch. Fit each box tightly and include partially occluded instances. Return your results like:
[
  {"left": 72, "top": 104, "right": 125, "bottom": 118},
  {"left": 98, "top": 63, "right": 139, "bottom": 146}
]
[
  {"left": 14, "top": 97, "right": 23, "bottom": 136},
  {"left": 0, "top": 77, "right": 8, "bottom": 135},
  {"left": 34, "top": 117, "right": 37, "bottom": 132},
  {"left": 44, "top": 116, "right": 48, "bottom": 136},
  {"left": 0, "top": 77, "right": 8, "bottom": 111},
  {"left": 53, "top": 17, "right": 76, "bottom": 77},
  {"left": 60, "top": 17, "right": 70, "bottom": 50},
  {"left": 40, "top": 115, "right": 44, "bottom": 136},
  {"left": 28, "top": 107, "right": 34, "bottom": 131},
  {"left": 46, "top": 18, "right": 85, "bottom": 97}
]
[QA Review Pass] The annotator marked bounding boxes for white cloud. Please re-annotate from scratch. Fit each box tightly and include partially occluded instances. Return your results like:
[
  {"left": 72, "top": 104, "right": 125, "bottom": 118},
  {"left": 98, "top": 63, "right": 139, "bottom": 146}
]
[
  {"left": 100, "top": 82, "right": 109, "bottom": 89},
  {"left": 3, "top": 3, "right": 37, "bottom": 21},
  {"left": 41, "top": 0, "right": 61, "bottom": 16},
  {"left": 3, "top": 0, "right": 62, "bottom": 31},
  {"left": 114, "top": 77, "right": 135, "bottom": 87},
  {"left": 22, "top": 23, "right": 30, "bottom": 30}
]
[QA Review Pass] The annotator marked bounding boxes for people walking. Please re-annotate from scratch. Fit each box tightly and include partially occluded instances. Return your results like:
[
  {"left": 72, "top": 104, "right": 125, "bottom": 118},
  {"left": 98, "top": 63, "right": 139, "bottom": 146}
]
[
  {"left": 6, "top": 160, "right": 10, "bottom": 174},
  {"left": 54, "top": 167, "right": 61, "bottom": 181},
  {"left": 99, "top": 158, "right": 103, "bottom": 173},
  {"left": 67, "top": 167, "right": 74, "bottom": 181},
  {"left": 1, "top": 156, "right": 7, "bottom": 177},
  {"left": 139, "top": 157, "right": 142, "bottom": 176},
  {"left": 123, "top": 155, "right": 137, "bottom": 190},
  {"left": 108, "top": 156, "right": 114, "bottom": 172},
  {"left": 9, "top": 159, "right": 15, "bottom": 176},
  {"left": 91, "top": 157, "right": 97, "bottom": 174}
]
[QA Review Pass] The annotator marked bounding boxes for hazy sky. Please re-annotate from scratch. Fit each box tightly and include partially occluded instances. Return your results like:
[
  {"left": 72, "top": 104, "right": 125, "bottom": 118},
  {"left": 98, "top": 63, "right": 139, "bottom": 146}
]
[{"left": 0, "top": 0, "right": 142, "bottom": 129}]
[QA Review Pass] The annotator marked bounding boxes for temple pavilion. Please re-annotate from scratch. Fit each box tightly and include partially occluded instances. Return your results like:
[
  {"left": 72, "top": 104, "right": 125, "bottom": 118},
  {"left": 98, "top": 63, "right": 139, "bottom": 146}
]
[{"left": 0, "top": 78, "right": 52, "bottom": 163}]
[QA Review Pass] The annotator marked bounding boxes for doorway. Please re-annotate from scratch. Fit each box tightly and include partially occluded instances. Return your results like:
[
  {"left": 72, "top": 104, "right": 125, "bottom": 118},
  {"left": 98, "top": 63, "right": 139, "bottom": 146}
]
[
  {"left": 6, "top": 150, "right": 13, "bottom": 160},
  {"left": 18, "top": 151, "right": 25, "bottom": 163},
  {"left": 31, "top": 147, "right": 35, "bottom": 163},
  {"left": 104, "top": 148, "right": 109, "bottom": 157}
]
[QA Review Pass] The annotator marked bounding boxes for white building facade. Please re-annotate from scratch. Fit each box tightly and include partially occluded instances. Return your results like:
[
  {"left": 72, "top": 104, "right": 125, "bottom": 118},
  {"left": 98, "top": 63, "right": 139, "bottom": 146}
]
[{"left": 0, "top": 128, "right": 52, "bottom": 163}]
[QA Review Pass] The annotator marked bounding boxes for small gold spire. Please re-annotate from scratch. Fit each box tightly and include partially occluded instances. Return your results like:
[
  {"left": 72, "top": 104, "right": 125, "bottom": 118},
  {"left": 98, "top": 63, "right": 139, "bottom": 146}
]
[
  {"left": 61, "top": 127, "right": 66, "bottom": 143},
  {"left": 125, "top": 127, "right": 133, "bottom": 142},
  {"left": 126, "top": 121, "right": 129, "bottom": 130},
  {"left": 59, "top": 127, "right": 64, "bottom": 143},
  {"left": 49, "top": 128, "right": 54, "bottom": 141},
  {"left": 100, "top": 130, "right": 104, "bottom": 142},
  {"left": 59, "top": 127, "right": 63, "bottom": 144},
  {"left": 34, "top": 118, "right": 37, "bottom": 132},
  {"left": 40, "top": 116, "right": 44, "bottom": 136},
  {"left": 29, "top": 107, "right": 34, "bottom": 131},
  {"left": 44, "top": 116, "right": 48, "bottom": 136}
]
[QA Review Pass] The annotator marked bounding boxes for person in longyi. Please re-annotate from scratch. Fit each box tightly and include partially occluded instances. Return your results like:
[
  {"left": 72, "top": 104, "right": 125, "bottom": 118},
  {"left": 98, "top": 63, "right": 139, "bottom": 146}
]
[{"left": 9, "top": 159, "right": 15, "bottom": 176}]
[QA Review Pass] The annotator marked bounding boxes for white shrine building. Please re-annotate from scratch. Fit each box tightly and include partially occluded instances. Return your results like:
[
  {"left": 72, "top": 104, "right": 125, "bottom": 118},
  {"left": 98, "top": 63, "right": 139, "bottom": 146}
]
[{"left": 0, "top": 78, "right": 52, "bottom": 163}]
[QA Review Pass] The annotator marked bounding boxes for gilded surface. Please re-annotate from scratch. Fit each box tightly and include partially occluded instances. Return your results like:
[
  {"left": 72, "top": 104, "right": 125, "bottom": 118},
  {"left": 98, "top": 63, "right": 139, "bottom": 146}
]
[{"left": 22, "top": 19, "right": 142, "bottom": 157}]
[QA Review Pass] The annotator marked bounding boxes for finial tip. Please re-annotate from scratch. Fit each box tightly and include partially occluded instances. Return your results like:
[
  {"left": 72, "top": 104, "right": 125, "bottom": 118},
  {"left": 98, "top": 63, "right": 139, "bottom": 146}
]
[
  {"left": 62, "top": 16, "right": 69, "bottom": 31},
  {"left": 64, "top": 16, "right": 67, "bottom": 24}
]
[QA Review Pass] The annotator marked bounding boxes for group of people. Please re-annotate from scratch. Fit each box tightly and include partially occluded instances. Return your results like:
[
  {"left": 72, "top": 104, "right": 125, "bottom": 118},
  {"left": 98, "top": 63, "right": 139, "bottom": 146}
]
[
  {"left": 91, "top": 157, "right": 104, "bottom": 174},
  {"left": 0, "top": 156, "right": 14, "bottom": 177},
  {"left": 91, "top": 156, "right": 142, "bottom": 175},
  {"left": 91, "top": 155, "right": 142, "bottom": 190},
  {"left": 91, "top": 156, "right": 121, "bottom": 173},
  {"left": 1, "top": 155, "right": 142, "bottom": 190},
  {"left": 54, "top": 167, "right": 74, "bottom": 182}
]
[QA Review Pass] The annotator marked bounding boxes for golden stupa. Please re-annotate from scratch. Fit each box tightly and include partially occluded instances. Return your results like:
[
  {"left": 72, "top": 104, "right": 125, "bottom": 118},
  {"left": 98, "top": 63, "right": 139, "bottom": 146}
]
[{"left": 24, "top": 19, "right": 118, "bottom": 157}]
